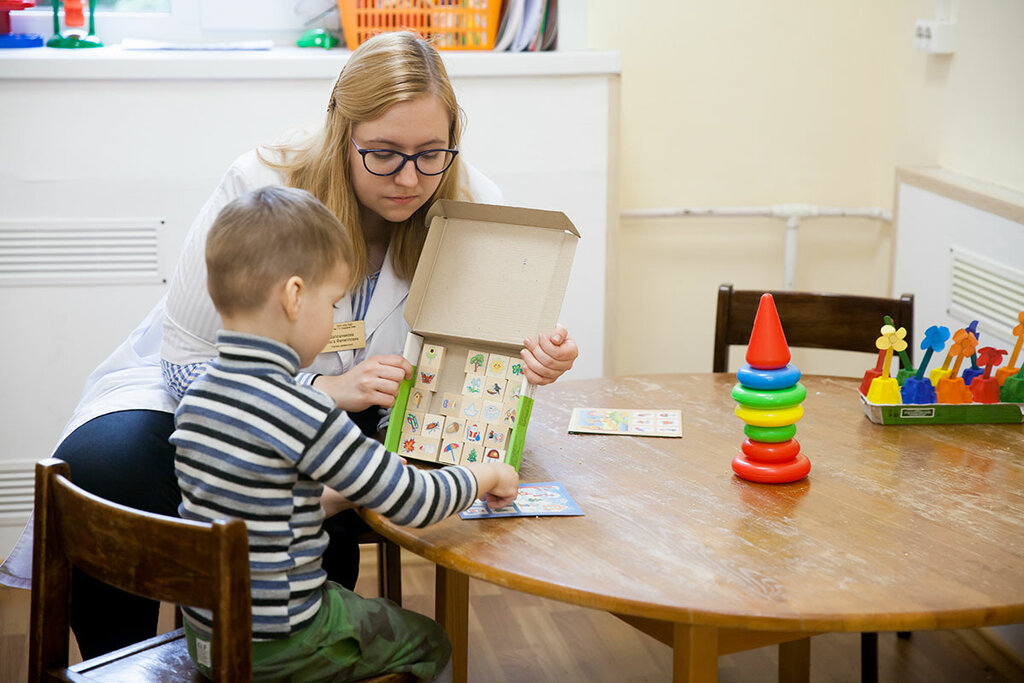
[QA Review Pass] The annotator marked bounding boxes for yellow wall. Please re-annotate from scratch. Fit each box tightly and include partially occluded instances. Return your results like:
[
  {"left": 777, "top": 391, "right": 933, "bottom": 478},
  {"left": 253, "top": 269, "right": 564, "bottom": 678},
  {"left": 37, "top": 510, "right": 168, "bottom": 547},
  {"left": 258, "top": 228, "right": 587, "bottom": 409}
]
[{"left": 587, "top": 0, "right": 1024, "bottom": 376}]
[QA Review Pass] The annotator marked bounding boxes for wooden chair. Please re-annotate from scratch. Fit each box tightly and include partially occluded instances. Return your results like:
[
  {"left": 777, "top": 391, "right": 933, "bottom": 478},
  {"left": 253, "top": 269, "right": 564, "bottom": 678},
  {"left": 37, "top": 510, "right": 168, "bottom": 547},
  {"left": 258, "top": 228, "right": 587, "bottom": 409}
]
[
  {"left": 713, "top": 283, "right": 915, "bottom": 373},
  {"left": 29, "top": 457, "right": 252, "bottom": 681},
  {"left": 29, "top": 458, "right": 415, "bottom": 683},
  {"left": 713, "top": 284, "right": 914, "bottom": 683}
]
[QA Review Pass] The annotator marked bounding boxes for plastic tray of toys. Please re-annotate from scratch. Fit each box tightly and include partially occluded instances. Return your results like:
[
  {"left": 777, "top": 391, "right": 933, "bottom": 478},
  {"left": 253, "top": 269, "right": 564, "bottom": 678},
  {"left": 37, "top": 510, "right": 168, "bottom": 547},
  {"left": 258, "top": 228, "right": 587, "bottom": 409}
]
[
  {"left": 859, "top": 316, "right": 1024, "bottom": 425},
  {"left": 859, "top": 395, "right": 1024, "bottom": 425}
]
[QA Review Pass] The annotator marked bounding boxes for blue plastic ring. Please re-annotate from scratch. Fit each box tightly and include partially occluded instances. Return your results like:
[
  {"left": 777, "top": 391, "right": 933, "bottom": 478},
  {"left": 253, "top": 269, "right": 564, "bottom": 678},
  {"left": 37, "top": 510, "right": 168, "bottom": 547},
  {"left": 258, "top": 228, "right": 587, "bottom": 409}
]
[{"left": 736, "top": 363, "right": 802, "bottom": 390}]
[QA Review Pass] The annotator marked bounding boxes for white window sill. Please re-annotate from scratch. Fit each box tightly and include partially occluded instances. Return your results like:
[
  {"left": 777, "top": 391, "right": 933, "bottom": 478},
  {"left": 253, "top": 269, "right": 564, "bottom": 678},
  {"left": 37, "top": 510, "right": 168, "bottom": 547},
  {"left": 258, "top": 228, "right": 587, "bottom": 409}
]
[{"left": 0, "top": 45, "right": 620, "bottom": 80}]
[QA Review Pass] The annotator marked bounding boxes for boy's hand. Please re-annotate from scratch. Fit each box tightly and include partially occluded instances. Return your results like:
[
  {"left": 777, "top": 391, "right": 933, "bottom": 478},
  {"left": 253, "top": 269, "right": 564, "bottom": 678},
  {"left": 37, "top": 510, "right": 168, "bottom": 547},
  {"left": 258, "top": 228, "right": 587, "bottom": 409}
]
[
  {"left": 521, "top": 323, "right": 577, "bottom": 386},
  {"left": 465, "top": 463, "right": 519, "bottom": 509},
  {"left": 314, "top": 354, "right": 413, "bottom": 411}
]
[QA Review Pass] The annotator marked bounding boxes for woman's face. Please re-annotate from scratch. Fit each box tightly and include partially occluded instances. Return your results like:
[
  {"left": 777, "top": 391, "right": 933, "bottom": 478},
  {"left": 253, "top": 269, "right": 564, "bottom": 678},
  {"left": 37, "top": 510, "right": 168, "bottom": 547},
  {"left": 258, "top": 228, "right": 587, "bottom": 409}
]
[{"left": 349, "top": 94, "right": 452, "bottom": 227}]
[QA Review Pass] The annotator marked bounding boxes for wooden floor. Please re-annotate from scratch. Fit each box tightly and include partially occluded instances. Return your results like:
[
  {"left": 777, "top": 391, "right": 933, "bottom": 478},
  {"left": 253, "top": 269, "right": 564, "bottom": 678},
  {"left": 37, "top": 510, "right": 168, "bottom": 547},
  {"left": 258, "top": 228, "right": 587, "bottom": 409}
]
[{"left": 3, "top": 548, "right": 1022, "bottom": 682}]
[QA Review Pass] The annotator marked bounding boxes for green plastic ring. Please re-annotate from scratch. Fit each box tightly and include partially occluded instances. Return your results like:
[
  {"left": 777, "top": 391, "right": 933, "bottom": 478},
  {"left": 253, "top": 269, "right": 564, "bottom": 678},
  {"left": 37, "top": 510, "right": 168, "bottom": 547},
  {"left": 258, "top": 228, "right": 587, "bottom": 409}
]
[
  {"left": 744, "top": 423, "right": 797, "bottom": 442},
  {"left": 732, "top": 382, "right": 806, "bottom": 409}
]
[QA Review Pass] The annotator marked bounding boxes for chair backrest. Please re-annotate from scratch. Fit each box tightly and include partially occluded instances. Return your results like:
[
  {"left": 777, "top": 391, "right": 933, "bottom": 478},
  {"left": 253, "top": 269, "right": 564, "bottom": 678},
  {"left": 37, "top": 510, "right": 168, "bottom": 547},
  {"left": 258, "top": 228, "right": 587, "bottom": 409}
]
[
  {"left": 29, "top": 458, "right": 252, "bottom": 682},
  {"left": 713, "top": 283, "right": 915, "bottom": 373}
]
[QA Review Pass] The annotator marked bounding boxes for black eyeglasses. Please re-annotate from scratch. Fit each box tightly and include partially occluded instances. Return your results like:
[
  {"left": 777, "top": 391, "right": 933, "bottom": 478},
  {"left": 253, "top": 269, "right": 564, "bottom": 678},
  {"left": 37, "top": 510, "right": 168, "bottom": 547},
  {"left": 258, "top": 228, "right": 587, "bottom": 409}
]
[{"left": 350, "top": 139, "right": 459, "bottom": 177}]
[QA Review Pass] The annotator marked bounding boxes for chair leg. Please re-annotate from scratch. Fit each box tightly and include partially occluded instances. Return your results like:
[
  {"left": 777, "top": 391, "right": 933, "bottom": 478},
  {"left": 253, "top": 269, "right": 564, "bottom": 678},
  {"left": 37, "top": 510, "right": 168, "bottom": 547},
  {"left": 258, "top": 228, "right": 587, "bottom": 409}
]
[
  {"left": 860, "top": 632, "right": 878, "bottom": 683},
  {"left": 377, "top": 540, "right": 402, "bottom": 606}
]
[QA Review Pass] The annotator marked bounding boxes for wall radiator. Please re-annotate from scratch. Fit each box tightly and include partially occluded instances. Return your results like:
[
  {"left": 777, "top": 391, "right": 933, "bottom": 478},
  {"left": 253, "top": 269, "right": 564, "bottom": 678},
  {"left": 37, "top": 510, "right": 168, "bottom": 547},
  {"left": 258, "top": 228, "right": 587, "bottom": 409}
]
[
  {"left": 948, "top": 246, "right": 1024, "bottom": 346},
  {"left": 0, "top": 219, "right": 165, "bottom": 286}
]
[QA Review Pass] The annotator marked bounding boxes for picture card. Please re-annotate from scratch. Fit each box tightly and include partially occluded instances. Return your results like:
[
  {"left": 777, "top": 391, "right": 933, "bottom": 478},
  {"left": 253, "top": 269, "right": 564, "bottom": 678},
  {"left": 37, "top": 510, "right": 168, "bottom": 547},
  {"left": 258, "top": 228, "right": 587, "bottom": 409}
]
[
  {"left": 418, "top": 343, "right": 446, "bottom": 370},
  {"left": 464, "top": 349, "right": 489, "bottom": 375},
  {"left": 568, "top": 408, "right": 682, "bottom": 437},
  {"left": 459, "top": 482, "right": 584, "bottom": 519},
  {"left": 402, "top": 410, "right": 424, "bottom": 436}
]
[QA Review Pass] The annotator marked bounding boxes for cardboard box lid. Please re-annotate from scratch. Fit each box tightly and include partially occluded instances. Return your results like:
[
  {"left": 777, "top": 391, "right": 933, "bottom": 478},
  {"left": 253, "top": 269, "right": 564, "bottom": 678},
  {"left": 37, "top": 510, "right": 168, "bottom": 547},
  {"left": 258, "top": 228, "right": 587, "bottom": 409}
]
[{"left": 406, "top": 200, "right": 580, "bottom": 346}]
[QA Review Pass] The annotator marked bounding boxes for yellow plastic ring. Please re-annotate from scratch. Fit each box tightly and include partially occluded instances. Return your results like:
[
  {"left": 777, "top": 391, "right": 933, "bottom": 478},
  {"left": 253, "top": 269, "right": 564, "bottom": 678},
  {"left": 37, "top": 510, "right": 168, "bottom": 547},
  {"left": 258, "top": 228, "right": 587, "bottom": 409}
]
[{"left": 734, "top": 403, "right": 804, "bottom": 427}]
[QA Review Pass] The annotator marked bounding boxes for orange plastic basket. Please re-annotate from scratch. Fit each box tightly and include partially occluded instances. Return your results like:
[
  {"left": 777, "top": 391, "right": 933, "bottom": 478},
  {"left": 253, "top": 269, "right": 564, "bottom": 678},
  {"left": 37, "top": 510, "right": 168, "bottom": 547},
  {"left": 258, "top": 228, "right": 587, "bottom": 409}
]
[{"left": 338, "top": 0, "right": 502, "bottom": 51}]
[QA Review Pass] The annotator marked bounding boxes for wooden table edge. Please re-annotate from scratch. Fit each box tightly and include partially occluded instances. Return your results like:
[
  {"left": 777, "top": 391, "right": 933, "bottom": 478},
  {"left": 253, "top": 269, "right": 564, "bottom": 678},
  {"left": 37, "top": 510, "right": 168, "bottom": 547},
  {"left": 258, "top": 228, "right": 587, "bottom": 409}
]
[{"left": 359, "top": 509, "right": 1024, "bottom": 634}]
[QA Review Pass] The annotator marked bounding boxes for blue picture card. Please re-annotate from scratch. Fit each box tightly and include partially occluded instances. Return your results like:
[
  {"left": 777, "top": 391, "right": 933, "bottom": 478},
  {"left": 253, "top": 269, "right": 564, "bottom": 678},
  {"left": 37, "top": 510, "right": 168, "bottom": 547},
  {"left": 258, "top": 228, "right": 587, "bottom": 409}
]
[{"left": 459, "top": 481, "right": 583, "bottom": 519}]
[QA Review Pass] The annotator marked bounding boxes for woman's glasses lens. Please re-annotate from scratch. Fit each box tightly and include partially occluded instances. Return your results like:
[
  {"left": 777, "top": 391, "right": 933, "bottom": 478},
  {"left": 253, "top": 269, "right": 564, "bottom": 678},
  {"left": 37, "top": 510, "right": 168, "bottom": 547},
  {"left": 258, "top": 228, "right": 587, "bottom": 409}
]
[{"left": 353, "top": 141, "right": 457, "bottom": 177}]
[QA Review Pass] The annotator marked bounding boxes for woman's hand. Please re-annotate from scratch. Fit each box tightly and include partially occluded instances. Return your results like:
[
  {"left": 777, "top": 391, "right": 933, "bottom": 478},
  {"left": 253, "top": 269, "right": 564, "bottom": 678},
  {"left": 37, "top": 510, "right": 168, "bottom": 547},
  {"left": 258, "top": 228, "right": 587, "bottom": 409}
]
[
  {"left": 520, "top": 324, "right": 578, "bottom": 386},
  {"left": 314, "top": 354, "right": 413, "bottom": 412}
]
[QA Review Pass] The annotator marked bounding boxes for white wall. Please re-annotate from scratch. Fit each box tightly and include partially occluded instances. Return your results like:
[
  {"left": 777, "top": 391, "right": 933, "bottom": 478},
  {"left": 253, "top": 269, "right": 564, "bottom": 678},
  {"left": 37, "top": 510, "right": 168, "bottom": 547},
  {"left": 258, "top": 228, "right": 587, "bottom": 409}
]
[{"left": 586, "top": 0, "right": 1024, "bottom": 377}]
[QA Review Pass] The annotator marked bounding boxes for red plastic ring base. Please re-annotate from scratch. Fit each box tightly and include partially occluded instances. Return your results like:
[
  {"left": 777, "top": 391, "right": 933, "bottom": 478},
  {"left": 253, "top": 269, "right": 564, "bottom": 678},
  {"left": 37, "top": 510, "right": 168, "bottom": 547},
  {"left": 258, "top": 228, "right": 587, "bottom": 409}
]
[
  {"left": 732, "top": 453, "right": 811, "bottom": 483},
  {"left": 741, "top": 438, "right": 800, "bottom": 463}
]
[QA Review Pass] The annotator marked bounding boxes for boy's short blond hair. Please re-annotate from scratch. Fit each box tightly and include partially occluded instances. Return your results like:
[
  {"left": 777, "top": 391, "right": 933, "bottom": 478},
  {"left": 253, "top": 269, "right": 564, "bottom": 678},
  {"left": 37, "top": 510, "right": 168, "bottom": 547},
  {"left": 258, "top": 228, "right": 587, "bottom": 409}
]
[{"left": 206, "top": 185, "right": 355, "bottom": 316}]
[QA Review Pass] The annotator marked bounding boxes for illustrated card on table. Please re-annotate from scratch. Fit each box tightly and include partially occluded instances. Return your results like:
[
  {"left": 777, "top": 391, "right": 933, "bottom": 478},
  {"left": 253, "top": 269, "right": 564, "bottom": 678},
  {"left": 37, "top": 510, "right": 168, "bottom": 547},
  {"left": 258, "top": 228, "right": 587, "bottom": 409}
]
[
  {"left": 459, "top": 482, "right": 583, "bottom": 519},
  {"left": 568, "top": 408, "right": 682, "bottom": 438}
]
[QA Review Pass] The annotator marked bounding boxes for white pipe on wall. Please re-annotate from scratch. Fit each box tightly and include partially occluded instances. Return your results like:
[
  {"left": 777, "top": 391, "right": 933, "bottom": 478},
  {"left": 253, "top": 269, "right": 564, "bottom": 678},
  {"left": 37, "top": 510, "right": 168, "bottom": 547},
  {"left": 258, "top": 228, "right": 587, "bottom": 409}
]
[{"left": 620, "top": 204, "right": 892, "bottom": 291}]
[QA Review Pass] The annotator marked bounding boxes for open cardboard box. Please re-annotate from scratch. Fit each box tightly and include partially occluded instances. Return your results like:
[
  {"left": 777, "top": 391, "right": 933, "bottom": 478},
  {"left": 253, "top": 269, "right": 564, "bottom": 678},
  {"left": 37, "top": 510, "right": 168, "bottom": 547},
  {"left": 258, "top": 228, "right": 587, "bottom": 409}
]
[{"left": 383, "top": 200, "right": 580, "bottom": 470}]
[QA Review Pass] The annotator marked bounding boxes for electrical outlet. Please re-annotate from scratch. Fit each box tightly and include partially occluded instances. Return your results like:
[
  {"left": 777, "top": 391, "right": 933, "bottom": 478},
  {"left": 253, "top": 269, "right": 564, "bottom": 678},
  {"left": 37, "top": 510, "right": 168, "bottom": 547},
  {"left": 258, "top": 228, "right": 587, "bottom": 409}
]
[{"left": 914, "top": 19, "right": 956, "bottom": 54}]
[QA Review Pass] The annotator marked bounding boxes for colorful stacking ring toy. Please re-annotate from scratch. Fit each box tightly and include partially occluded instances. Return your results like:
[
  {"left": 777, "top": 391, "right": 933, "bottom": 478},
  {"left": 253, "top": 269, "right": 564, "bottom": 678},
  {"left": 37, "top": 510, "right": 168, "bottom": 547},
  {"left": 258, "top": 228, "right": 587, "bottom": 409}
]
[{"left": 730, "top": 294, "right": 811, "bottom": 484}]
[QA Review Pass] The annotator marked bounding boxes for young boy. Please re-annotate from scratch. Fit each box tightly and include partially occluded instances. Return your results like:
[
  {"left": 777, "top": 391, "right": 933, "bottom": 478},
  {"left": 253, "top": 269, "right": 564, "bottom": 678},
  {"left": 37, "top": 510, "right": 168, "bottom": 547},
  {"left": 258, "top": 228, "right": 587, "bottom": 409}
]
[{"left": 171, "top": 185, "right": 519, "bottom": 681}]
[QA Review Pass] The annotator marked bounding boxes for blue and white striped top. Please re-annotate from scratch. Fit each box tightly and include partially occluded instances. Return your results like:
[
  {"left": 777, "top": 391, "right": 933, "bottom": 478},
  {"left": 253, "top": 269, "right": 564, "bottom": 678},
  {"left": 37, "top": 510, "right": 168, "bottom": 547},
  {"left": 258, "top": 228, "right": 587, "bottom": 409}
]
[{"left": 171, "top": 331, "right": 478, "bottom": 640}]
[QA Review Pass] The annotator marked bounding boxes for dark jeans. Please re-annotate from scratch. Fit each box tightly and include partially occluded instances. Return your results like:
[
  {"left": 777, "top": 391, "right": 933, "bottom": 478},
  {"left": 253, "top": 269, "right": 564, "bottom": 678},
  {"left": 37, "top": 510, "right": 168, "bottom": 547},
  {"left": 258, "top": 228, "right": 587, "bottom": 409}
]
[{"left": 54, "top": 408, "right": 374, "bottom": 659}]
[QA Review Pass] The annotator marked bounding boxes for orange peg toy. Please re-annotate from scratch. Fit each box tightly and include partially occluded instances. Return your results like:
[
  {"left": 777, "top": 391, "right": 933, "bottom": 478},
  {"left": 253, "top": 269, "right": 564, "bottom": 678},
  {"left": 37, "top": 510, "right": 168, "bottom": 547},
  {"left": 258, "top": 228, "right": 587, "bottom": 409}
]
[{"left": 935, "top": 329, "right": 977, "bottom": 404}]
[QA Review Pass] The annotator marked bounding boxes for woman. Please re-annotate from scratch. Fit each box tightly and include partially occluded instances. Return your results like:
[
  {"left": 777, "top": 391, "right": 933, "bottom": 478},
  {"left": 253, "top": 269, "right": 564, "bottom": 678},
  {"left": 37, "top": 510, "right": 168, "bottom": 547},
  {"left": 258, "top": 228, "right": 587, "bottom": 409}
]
[{"left": 0, "top": 31, "right": 577, "bottom": 658}]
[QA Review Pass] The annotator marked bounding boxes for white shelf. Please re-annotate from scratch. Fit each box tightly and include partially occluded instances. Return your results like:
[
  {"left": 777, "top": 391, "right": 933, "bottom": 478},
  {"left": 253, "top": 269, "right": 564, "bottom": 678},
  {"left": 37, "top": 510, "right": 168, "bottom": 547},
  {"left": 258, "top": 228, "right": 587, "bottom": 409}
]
[{"left": 0, "top": 46, "right": 620, "bottom": 80}]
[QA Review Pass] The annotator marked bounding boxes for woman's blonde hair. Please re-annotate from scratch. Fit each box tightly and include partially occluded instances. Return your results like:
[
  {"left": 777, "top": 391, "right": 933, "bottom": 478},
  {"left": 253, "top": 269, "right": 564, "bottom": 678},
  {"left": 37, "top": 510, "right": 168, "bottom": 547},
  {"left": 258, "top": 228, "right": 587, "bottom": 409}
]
[
  {"left": 206, "top": 186, "right": 355, "bottom": 317},
  {"left": 261, "top": 31, "right": 467, "bottom": 284}
]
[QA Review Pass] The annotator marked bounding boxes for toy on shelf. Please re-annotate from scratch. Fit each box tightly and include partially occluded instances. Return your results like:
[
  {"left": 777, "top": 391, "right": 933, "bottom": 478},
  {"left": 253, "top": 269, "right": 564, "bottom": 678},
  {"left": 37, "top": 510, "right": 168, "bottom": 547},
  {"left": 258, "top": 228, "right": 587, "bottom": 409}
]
[
  {"left": 961, "top": 320, "right": 984, "bottom": 385},
  {"left": 900, "top": 325, "right": 948, "bottom": 404},
  {"left": 866, "top": 324, "right": 907, "bottom": 404},
  {"left": 47, "top": 0, "right": 102, "bottom": 48},
  {"left": 297, "top": 28, "right": 340, "bottom": 49},
  {"left": 731, "top": 293, "right": 810, "bottom": 484},
  {"left": 935, "top": 329, "right": 978, "bottom": 404},
  {"left": 995, "top": 311, "right": 1024, "bottom": 386},
  {"left": 0, "top": 1, "right": 42, "bottom": 47}
]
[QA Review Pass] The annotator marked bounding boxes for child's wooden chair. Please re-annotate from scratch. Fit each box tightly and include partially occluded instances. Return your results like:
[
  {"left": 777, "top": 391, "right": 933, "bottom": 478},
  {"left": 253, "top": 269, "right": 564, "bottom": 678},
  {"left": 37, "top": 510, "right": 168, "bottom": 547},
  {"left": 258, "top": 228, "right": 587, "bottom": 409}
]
[
  {"left": 29, "top": 457, "right": 416, "bottom": 683},
  {"left": 29, "top": 457, "right": 252, "bottom": 681},
  {"left": 713, "top": 283, "right": 915, "bottom": 372},
  {"left": 713, "top": 283, "right": 915, "bottom": 683}
]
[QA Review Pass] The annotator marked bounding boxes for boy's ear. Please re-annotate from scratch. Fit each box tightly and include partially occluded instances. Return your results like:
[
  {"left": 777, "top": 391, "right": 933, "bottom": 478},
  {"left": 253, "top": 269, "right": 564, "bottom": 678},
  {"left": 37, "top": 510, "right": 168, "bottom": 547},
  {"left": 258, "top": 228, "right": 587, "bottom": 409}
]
[{"left": 280, "top": 275, "right": 305, "bottom": 322}]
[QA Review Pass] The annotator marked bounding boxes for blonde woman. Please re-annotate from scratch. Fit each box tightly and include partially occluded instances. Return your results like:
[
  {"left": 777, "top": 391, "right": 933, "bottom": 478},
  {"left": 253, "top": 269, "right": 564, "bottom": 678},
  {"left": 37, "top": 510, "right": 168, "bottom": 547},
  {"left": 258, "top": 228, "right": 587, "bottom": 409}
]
[{"left": 0, "top": 31, "right": 577, "bottom": 659}]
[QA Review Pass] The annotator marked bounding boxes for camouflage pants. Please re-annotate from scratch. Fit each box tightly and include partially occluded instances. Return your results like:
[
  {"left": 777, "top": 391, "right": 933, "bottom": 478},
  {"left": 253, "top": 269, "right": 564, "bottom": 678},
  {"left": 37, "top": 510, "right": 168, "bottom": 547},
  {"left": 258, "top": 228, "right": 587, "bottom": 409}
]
[{"left": 185, "top": 581, "right": 451, "bottom": 682}]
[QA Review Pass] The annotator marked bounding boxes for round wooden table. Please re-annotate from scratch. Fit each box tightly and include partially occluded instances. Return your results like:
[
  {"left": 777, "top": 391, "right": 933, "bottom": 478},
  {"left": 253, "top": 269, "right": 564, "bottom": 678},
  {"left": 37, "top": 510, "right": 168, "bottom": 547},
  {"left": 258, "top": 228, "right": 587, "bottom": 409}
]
[{"left": 363, "top": 374, "right": 1024, "bottom": 682}]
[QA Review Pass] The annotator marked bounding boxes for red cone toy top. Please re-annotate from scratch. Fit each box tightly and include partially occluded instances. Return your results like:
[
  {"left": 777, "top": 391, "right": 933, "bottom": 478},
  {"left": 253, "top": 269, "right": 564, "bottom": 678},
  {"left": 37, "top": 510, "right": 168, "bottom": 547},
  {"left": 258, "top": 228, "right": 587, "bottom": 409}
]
[{"left": 745, "top": 293, "right": 791, "bottom": 369}]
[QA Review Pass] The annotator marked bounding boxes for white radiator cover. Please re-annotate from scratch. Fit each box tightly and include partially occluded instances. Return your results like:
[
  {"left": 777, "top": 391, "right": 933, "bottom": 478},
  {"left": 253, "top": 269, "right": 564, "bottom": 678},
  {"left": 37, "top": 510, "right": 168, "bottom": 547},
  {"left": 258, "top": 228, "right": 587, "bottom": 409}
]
[
  {"left": 0, "top": 219, "right": 165, "bottom": 286},
  {"left": 948, "top": 247, "right": 1024, "bottom": 346},
  {"left": 0, "top": 459, "right": 36, "bottom": 561}
]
